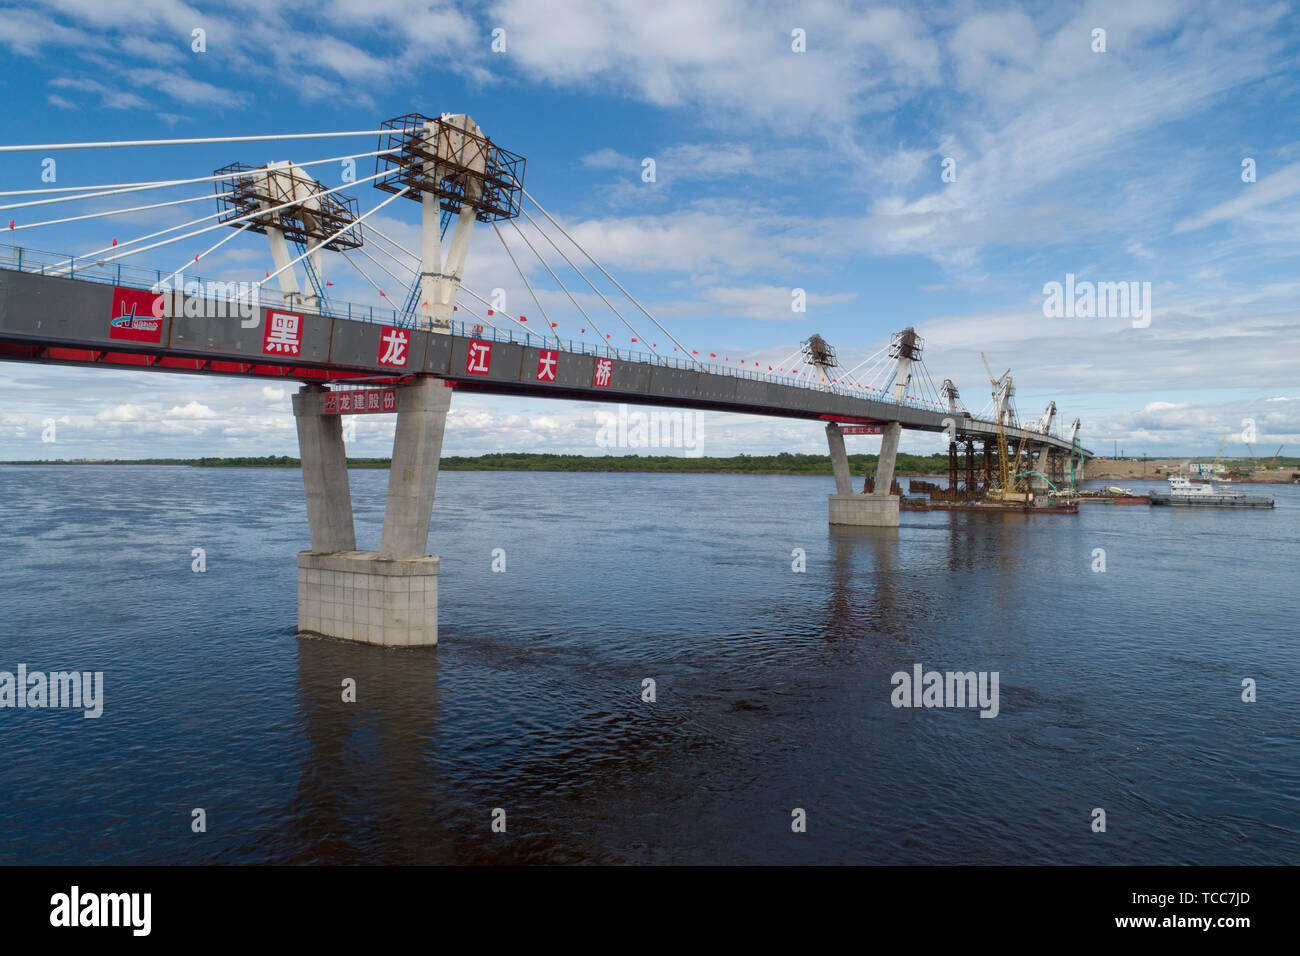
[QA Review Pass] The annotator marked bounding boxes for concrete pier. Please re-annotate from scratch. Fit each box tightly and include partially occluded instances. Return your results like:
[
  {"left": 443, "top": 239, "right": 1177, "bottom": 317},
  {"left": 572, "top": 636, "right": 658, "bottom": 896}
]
[
  {"left": 293, "top": 385, "right": 356, "bottom": 553},
  {"left": 295, "top": 378, "right": 453, "bottom": 647},
  {"left": 826, "top": 422, "right": 853, "bottom": 495},
  {"left": 875, "top": 421, "right": 901, "bottom": 496},
  {"left": 380, "top": 378, "right": 454, "bottom": 559},
  {"left": 827, "top": 420, "right": 902, "bottom": 527}
]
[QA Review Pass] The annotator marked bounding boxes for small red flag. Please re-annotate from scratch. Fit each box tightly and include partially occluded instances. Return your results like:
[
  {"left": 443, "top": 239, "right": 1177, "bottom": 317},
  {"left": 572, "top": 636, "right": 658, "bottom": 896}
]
[
  {"left": 631, "top": 337, "right": 637, "bottom": 342},
  {"left": 551, "top": 322, "right": 558, "bottom": 328},
  {"left": 325, "top": 280, "right": 333, "bottom": 286},
  {"left": 379, "top": 291, "right": 386, "bottom": 297},
  {"left": 487, "top": 309, "right": 494, "bottom": 315},
  {"left": 111, "top": 238, "right": 117, "bottom": 246}
]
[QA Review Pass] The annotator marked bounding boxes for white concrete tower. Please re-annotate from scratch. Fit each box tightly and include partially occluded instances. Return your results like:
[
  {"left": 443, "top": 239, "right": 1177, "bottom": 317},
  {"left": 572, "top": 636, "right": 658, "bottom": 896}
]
[
  {"left": 215, "top": 160, "right": 361, "bottom": 314},
  {"left": 890, "top": 327, "right": 922, "bottom": 403},
  {"left": 260, "top": 162, "right": 304, "bottom": 310}
]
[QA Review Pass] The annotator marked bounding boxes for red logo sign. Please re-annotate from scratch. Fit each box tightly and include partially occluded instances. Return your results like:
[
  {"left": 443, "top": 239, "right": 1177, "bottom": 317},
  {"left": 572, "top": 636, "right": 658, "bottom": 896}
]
[
  {"left": 537, "top": 349, "right": 557, "bottom": 381},
  {"left": 322, "top": 388, "right": 398, "bottom": 415},
  {"left": 263, "top": 310, "right": 303, "bottom": 356},
  {"left": 466, "top": 340, "right": 492, "bottom": 375},
  {"left": 593, "top": 357, "right": 613, "bottom": 388},
  {"left": 108, "top": 287, "right": 164, "bottom": 343},
  {"left": 377, "top": 327, "right": 409, "bottom": 367}
]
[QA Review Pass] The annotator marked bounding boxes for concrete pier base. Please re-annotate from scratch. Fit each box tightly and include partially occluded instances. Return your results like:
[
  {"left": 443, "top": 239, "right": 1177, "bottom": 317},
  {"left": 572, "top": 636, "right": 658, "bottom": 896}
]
[
  {"left": 298, "top": 550, "right": 440, "bottom": 646},
  {"left": 828, "top": 493, "right": 900, "bottom": 527}
]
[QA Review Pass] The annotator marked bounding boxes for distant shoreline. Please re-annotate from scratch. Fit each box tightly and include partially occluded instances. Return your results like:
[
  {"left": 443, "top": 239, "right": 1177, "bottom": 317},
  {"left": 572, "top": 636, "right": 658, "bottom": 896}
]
[
  {"left": 2, "top": 452, "right": 943, "bottom": 476},
  {"left": 5, "top": 453, "right": 1291, "bottom": 480}
]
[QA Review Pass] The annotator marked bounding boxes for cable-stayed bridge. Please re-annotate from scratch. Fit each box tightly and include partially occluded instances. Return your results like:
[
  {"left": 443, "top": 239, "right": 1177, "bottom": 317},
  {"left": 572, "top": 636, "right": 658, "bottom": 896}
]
[{"left": 0, "top": 114, "right": 1093, "bottom": 646}]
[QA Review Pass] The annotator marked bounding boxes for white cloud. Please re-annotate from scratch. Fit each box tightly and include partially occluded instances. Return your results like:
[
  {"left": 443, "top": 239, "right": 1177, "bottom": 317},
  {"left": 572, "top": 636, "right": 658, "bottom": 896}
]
[{"left": 165, "top": 401, "right": 218, "bottom": 420}]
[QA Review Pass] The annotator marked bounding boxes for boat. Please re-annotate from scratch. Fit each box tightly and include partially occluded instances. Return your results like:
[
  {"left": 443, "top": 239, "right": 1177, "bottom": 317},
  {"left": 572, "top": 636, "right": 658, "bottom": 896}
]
[{"left": 1149, "top": 474, "right": 1273, "bottom": 509}]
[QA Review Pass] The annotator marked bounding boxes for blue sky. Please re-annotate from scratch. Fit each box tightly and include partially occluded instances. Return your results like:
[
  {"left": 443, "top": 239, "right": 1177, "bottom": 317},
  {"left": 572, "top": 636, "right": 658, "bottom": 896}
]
[{"left": 1, "top": 0, "right": 1299, "bottom": 461}]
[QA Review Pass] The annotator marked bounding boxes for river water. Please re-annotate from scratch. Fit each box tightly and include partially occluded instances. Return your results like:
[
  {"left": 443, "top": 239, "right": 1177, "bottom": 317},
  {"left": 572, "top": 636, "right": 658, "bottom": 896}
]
[{"left": 0, "top": 465, "right": 1296, "bottom": 864}]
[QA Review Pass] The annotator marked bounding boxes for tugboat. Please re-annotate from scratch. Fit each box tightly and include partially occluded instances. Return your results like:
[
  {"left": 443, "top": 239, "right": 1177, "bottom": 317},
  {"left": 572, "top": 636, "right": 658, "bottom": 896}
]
[{"left": 1150, "top": 474, "right": 1274, "bottom": 509}]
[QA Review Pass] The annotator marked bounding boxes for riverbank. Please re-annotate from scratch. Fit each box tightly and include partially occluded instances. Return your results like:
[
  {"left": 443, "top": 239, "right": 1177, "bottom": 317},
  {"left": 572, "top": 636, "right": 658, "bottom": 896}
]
[
  {"left": 3, "top": 452, "right": 943, "bottom": 476},
  {"left": 1083, "top": 457, "right": 1299, "bottom": 483}
]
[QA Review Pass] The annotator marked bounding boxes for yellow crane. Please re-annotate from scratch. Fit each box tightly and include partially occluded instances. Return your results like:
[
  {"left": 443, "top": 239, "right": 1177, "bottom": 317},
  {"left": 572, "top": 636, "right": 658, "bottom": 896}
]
[
  {"left": 1210, "top": 433, "right": 1230, "bottom": 473},
  {"left": 1266, "top": 445, "right": 1284, "bottom": 471}
]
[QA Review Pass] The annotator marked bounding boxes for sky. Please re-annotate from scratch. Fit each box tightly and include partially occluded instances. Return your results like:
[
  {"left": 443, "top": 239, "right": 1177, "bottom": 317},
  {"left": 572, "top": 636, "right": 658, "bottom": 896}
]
[{"left": 1, "top": 0, "right": 1298, "bottom": 462}]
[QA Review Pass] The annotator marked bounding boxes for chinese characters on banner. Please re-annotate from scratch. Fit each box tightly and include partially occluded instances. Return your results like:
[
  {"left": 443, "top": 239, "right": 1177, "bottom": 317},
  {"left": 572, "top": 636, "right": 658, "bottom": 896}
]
[
  {"left": 263, "top": 310, "right": 303, "bottom": 356},
  {"left": 840, "top": 425, "right": 884, "bottom": 435},
  {"left": 321, "top": 388, "right": 399, "bottom": 415},
  {"left": 536, "top": 349, "right": 557, "bottom": 381},
  {"left": 466, "top": 340, "right": 492, "bottom": 375},
  {"left": 378, "top": 327, "right": 410, "bottom": 367},
  {"left": 593, "top": 357, "right": 613, "bottom": 387}
]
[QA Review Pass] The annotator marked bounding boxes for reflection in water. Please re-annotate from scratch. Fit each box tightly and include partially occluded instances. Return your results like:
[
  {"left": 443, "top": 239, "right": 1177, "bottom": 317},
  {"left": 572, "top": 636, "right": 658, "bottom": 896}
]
[
  {"left": 825, "top": 523, "right": 901, "bottom": 643},
  {"left": 291, "top": 637, "right": 443, "bottom": 864}
]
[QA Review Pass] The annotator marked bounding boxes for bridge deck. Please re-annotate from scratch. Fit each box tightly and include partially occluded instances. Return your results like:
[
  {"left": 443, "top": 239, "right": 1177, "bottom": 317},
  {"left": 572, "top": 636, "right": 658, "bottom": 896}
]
[{"left": 0, "top": 267, "right": 1090, "bottom": 457}]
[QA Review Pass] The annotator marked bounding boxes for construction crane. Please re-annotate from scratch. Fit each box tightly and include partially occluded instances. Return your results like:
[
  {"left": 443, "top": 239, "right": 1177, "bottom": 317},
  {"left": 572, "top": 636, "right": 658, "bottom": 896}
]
[
  {"left": 1210, "top": 433, "right": 1230, "bottom": 474},
  {"left": 1266, "top": 445, "right": 1284, "bottom": 471},
  {"left": 1066, "top": 417, "right": 1082, "bottom": 490},
  {"left": 1039, "top": 400, "right": 1056, "bottom": 435},
  {"left": 980, "top": 352, "right": 1022, "bottom": 500}
]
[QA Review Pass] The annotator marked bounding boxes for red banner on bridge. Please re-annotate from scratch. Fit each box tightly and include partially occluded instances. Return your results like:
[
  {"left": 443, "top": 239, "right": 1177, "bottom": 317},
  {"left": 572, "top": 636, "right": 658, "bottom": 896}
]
[
  {"left": 263, "top": 310, "right": 303, "bottom": 357},
  {"left": 322, "top": 388, "right": 398, "bottom": 414},
  {"left": 108, "top": 287, "right": 164, "bottom": 343}
]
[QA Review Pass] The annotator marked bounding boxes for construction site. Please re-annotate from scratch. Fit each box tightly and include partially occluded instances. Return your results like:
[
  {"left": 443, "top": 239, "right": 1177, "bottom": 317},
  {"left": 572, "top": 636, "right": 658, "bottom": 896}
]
[{"left": 897, "top": 350, "right": 1088, "bottom": 514}]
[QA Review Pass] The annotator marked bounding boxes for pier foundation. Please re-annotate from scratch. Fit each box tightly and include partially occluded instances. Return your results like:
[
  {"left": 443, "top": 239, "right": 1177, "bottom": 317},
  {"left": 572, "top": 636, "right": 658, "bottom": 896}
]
[{"left": 294, "top": 378, "right": 453, "bottom": 647}]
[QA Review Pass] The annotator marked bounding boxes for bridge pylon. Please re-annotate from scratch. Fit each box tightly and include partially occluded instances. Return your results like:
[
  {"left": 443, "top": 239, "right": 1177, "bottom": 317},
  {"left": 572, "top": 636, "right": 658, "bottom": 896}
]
[
  {"left": 374, "top": 113, "right": 524, "bottom": 331},
  {"left": 827, "top": 328, "right": 924, "bottom": 528},
  {"left": 214, "top": 160, "right": 362, "bottom": 313}
]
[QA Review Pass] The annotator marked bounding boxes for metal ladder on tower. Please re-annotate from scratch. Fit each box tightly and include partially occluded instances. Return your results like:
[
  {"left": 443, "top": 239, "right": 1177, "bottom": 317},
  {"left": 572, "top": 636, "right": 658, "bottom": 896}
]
[
  {"left": 291, "top": 240, "right": 329, "bottom": 313},
  {"left": 398, "top": 207, "right": 454, "bottom": 327}
]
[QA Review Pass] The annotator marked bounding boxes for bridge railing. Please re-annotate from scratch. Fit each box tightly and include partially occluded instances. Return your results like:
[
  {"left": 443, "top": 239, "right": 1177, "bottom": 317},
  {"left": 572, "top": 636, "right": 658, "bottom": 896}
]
[{"left": 0, "top": 241, "right": 967, "bottom": 415}]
